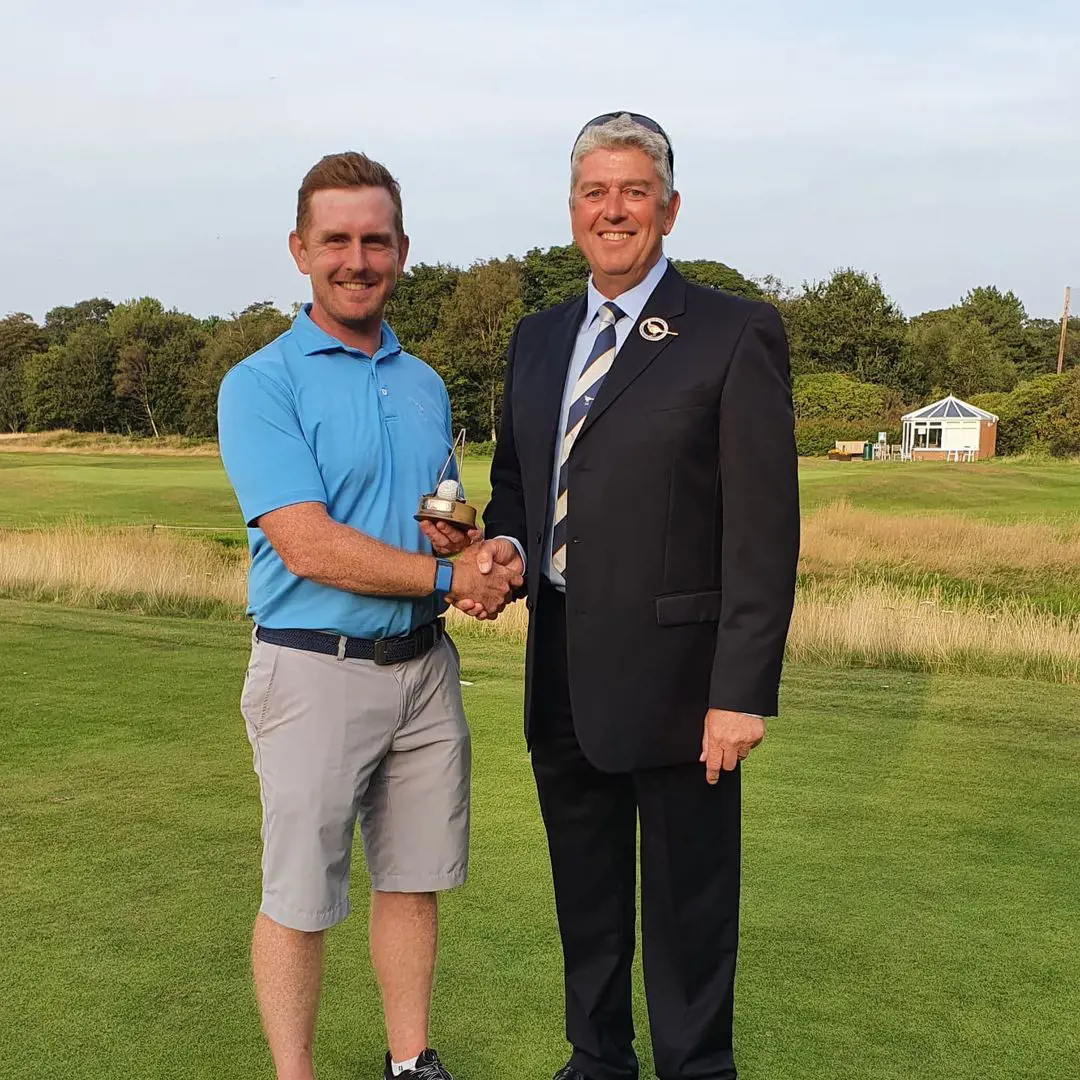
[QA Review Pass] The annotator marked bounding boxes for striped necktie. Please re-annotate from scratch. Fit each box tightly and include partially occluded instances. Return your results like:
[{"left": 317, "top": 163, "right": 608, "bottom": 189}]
[{"left": 551, "top": 300, "right": 626, "bottom": 576}]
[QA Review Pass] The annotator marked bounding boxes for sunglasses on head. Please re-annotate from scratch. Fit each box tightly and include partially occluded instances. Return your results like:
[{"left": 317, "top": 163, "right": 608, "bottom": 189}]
[{"left": 573, "top": 112, "right": 674, "bottom": 171}]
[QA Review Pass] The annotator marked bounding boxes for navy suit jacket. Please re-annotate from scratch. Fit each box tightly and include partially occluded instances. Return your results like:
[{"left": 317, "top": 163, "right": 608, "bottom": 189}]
[{"left": 484, "top": 265, "right": 800, "bottom": 772}]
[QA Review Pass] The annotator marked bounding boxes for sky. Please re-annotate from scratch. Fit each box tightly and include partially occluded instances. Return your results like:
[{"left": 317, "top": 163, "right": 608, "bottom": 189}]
[{"left": 3, "top": 0, "right": 1077, "bottom": 322}]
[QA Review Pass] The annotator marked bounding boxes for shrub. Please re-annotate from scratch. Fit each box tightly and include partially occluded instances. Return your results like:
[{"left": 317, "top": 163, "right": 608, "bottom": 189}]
[
  {"left": 793, "top": 373, "right": 892, "bottom": 421},
  {"left": 795, "top": 418, "right": 898, "bottom": 457},
  {"left": 972, "top": 373, "right": 1080, "bottom": 457},
  {"left": 1037, "top": 368, "right": 1080, "bottom": 457}
]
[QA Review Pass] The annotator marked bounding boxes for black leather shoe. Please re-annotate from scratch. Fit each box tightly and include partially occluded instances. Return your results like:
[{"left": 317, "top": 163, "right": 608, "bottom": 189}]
[
  {"left": 383, "top": 1048, "right": 453, "bottom": 1079},
  {"left": 553, "top": 1065, "right": 589, "bottom": 1080}
]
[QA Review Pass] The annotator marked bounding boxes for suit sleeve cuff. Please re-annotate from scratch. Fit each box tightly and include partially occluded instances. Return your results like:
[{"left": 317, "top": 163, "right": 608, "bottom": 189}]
[{"left": 495, "top": 535, "right": 526, "bottom": 571}]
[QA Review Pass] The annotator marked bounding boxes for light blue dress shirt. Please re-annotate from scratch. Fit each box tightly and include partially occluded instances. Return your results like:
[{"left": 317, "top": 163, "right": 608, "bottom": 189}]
[{"left": 542, "top": 255, "right": 670, "bottom": 588}]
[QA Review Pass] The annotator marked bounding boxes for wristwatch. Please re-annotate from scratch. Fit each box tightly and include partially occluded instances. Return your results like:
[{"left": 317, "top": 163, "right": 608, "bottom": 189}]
[{"left": 433, "top": 557, "right": 454, "bottom": 600}]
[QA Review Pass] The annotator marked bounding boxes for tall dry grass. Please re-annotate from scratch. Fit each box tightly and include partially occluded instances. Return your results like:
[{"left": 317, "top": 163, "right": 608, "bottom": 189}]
[
  {"left": 0, "top": 524, "right": 527, "bottom": 634},
  {"left": 5, "top": 521, "right": 1080, "bottom": 681},
  {"left": 0, "top": 430, "right": 219, "bottom": 455},
  {"left": 802, "top": 501, "right": 1080, "bottom": 577},
  {"left": 0, "top": 525, "right": 245, "bottom": 617},
  {"left": 788, "top": 579, "right": 1080, "bottom": 683}
]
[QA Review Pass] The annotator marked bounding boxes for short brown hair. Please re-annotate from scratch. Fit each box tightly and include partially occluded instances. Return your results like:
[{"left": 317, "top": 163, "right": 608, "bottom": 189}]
[{"left": 296, "top": 151, "right": 404, "bottom": 238}]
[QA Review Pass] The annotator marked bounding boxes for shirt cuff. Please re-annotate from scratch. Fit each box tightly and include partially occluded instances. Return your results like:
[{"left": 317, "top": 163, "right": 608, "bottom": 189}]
[{"left": 495, "top": 535, "right": 526, "bottom": 571}]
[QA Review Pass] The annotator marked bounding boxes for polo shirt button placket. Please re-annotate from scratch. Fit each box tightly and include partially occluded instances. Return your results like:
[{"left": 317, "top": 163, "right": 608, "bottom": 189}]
[{"left": 375, "top": 357, "right": 397, "bottom": 422}]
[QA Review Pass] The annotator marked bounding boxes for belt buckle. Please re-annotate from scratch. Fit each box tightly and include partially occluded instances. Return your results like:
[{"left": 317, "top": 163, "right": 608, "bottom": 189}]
[{"left": 373, "top": 638, "right": 393, "bottom": 666}]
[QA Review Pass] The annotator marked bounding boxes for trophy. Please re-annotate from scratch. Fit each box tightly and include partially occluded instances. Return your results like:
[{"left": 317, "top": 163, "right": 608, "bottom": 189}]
[{"left": 415, "top": 429, "right": 478, "bottom": 530}]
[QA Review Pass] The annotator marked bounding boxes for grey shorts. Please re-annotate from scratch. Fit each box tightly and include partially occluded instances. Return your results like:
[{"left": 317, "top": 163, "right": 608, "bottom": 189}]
[{"left": 240, "top": 630, "right": 470, "bottom": 932}]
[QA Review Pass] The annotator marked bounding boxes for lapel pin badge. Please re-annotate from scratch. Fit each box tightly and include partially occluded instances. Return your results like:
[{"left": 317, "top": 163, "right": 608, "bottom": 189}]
[{"left": 639, "top": 317, "right": 678, "bottom": 342}]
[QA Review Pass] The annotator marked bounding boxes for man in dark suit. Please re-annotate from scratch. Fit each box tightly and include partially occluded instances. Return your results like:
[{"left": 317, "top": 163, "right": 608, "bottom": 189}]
[{"left": 471, "top": 112, "right": 799, "bottom": 1080}]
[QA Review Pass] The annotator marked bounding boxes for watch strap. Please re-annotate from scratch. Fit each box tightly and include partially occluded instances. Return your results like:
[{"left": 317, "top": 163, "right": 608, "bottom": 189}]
[{"left": 434, "top": 557, "right": 454, "bottom": 598}]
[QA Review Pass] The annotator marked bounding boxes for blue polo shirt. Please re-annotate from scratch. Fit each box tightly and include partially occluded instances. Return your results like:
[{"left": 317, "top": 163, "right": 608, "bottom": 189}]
[{"left": 217, "top": 305, "right": 455, "bottom": 639}]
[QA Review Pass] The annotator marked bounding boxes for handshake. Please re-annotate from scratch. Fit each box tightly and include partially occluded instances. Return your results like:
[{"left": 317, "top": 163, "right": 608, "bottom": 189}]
[{"left": 419, "top": 521, "right": 524, "bottom": 621}]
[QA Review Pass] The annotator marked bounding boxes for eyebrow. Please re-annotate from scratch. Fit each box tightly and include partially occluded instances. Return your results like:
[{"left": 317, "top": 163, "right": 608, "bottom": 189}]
[
  {"left": 317, "top": 230, "right": 395, "bottom": 244},
  {"left": 578, "top": 178, "right": 656, "bottom": 189}
]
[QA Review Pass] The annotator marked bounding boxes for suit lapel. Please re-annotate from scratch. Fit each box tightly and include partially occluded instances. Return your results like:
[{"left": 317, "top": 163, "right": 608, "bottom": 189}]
[
  {"left": 577, "top": 265, "right": 687, "bottom": 441},
  {"left": 532, "top": 294, "right": 586, "bottom": 479}
]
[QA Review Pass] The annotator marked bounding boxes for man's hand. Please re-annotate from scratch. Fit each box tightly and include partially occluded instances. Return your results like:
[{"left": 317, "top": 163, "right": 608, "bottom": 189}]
[
  {"left": 448, "top": 541, "right": 522, "bottom": 620},
  {"left": 419, "top": 519, "right": 482, "bottom": 556},
  {"left": 700, "top": 709, "right": 765, "bottom": 784},
  {"left": 454, "top": 538, "right": 525, "bottom": 620}
]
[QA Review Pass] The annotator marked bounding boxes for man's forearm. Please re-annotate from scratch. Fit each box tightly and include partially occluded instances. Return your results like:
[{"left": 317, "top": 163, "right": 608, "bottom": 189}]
[{"left": 289, "top": 518, "right": 437, "bottom": 598}]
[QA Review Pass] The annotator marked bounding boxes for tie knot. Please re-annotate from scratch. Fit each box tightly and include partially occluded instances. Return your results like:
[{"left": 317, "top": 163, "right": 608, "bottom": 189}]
[{"left": 598, "top": 301, "right": 625, "bottom": 328}]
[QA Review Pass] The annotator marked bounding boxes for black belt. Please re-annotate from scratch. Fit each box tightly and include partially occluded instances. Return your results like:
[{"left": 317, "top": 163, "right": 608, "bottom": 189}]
[{"left": 255, "top": 620, "right": 444, "bottom": 666}]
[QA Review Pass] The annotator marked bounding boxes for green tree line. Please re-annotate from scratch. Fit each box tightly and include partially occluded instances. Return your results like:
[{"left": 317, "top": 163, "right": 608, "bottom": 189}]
[{"left": 1, "top": 245, "right": 1076, "bottom": 453}]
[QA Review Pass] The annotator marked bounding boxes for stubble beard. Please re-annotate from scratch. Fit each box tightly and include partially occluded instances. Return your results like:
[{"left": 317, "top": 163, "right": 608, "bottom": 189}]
[{"left": 322, "top": 277, "right": 393, "bottom": 333}]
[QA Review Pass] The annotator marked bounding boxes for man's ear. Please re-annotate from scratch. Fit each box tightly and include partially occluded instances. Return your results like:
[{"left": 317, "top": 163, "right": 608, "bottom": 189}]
[
  {"left": 397, "top": 233, "right": 411, "bottom": 275},
  {"left": 288, "top": 230, "right": 309, "bottom": 275},
  {"left": 663, "top": 190, "right": 681, "bottom": 236}
]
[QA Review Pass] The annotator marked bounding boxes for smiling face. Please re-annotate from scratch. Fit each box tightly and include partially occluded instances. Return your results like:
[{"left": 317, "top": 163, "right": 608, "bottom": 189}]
[
  {"left": 288, "top": 186, "right": 409, "bottom": 350},
  {"left": 570, "top": 146, "right": 680, "bottom": 299}
]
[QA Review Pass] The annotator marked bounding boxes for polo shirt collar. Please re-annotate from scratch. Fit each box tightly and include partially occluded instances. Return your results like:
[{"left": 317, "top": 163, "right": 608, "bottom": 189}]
[
  {"left": 584, "top": 255, "right": 669, "bottom": 329},
  {"left": 292, "top": 303, "right": 403, "bottom": 362}
]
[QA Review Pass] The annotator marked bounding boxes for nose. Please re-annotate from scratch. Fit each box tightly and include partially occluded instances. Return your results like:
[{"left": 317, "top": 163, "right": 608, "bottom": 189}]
[
  {"left": 345, "top": 238, "right": 369, "bottom": 272},
  {"left": 602, "top": 189, "right": 627, "bottom": 222}
]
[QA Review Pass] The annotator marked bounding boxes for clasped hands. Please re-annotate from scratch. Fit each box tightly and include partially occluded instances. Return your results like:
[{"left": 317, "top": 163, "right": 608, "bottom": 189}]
[{"left": 419, "top": 521, "right": 523, "bottom": 621}]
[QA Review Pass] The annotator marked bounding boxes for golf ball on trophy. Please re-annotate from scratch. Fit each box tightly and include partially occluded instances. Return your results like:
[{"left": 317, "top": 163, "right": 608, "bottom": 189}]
[{"left": 437, "top": 478, "right": 464, "bottom": 502}]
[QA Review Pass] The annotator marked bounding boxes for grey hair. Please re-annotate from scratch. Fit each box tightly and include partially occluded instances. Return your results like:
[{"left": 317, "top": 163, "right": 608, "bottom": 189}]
[{"left": 570, "top": 113, "right": 674, "bottom": 205}]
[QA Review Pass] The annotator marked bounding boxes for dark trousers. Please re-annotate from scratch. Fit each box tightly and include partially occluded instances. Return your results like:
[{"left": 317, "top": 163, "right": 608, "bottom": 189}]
[{"left": 530, "top": 585, "right": 742, "bottom": 1080}]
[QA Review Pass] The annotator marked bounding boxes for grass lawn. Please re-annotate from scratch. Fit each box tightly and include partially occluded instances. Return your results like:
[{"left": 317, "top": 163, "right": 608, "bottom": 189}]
[
  {"left": 4, "top": 450, "right": 1079, "bottom": 531},
  {"left": 800, "top": 457, "right": 1080, "bottom": 521},
  {"left": 0, "top": 453, "right": 494, "bottom": 530},
  {"left": 3, "top": 601, "right": 1078, "bottom": 1079},
  {"left": 0, "top": 453, "right": 243, "bottom": 529}
]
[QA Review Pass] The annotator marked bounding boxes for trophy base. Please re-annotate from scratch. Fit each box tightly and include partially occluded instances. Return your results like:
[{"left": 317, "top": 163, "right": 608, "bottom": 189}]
[{"left": 415, "top": 495, "right": 478, "bottom": 530}]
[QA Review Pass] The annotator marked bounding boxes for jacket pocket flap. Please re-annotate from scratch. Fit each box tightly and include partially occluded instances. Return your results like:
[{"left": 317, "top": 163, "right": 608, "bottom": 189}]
[{"left": 655, "top": 590, "right": 722, "bottom": 626}]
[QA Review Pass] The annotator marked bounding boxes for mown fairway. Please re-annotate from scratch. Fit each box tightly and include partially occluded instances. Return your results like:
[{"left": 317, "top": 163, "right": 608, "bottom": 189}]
[
  {"left": 6, "top": 452, "right": 1080, "bottom": 529},
  {"left": 2, "top": 601, "right": 1078, "bottom": 1080},
  {"left": 2, "top": 449, "right": 1079, "bottom": 1079},
  {"left": 799, "top": 457, "right": 1080, "bottom": 520},
  {"left": 0, "top": 454, "right": 495, "bottom": 529}
]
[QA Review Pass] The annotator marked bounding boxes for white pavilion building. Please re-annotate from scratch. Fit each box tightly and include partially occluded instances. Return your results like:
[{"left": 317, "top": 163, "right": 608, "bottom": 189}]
[{"left": 900, "top": 395, "right": 999, "bottom": 461}]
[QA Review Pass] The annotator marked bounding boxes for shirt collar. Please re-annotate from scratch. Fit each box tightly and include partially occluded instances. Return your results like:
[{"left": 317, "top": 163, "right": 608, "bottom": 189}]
[
  {"left": 584, "top": 255, "right": 669, "bottom": 330},
  {"left": 292, "top": 303, "right": 403, "bottom": 362}
]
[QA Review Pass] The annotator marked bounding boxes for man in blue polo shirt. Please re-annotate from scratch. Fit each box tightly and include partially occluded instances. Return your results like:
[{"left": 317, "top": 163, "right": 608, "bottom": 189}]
[{"left": 218, "top": 151, "right": 521, "bottom": 1080}]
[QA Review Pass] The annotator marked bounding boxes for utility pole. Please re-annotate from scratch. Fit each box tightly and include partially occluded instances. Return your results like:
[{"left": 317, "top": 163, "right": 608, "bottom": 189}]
[{"left": 1057, "top": 287, "right": 1071, "bottom": 375}]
